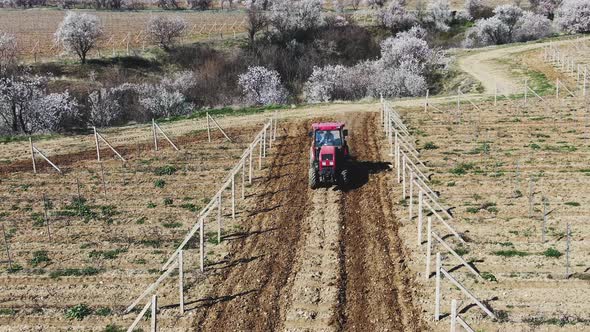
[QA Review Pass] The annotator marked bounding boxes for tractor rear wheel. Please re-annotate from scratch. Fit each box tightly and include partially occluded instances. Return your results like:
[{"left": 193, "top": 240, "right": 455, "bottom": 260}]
[
  {"left": 309, "top": 168, "right": 319, "bottom": 189},
  {"left": 340, "top": 168, "right": 350, "bottom": 186}
]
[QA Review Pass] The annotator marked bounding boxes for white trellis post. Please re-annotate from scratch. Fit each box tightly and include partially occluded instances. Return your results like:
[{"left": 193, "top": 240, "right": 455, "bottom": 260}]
[
  {"left": 217, "top": 194, "right": 222, "bottom": 244},
  {"left": 258, "top": 138, "right": 262, "bottom": 170},
  {"left": 29, "top": 137, "right": 36, "bottom": 174},
  {"left": 424, "top": 89, "right": 429, "bottom": 112},
  {"left": 199, "top": 218, "right": 204, "bottom": 272},
  {"left": 425, "top": 217, "right": 432, "bottom": 279},
  {"left": 565, "top": 223, "right": 571, "bottom": 278},
  {"left": 451, "top": 299, "right": 457, "bottom": 332},
  {"left": 556, "top": 79, "right": 560, "bottom": 99},
  {"left": 151, "top": 295, "right": 157, "bottom": 332},
  {"left": 524, "top": 78, "right": 529, "bottom": 105},
  {"left": 418, "top": 190, "right": 423, "bottom": 245},
  {"left": 93, "top": 127, "right": 101, "bottom": 162},
  {"left": 402, "top": 155, "right": 407, "bottom": 198},
  {"left": 231, "top": 172, "right": 236, "bottom": 219},
  {"left": 206, "top": 113, "right": 211, "bottom": 142},
  {"left": 241, "top": 161, "right": 245, "bottom": 199},
  {"left": 152, "top": 119, "right": 158, "bottom": 151},
  {"left": 409, "top": 171, "right": 414, "bottom": 220},
  {"left": 263, "top": 126, "right": 267, "bottom": 158},
  {"left": 435, "top": 252, "right": 441, "bottom": 321},
  {"left": 249, "top": 149, "right": 253, "bottom": 184},
  {"left": 178, "top": 250, "right": 184, "bottom": 314}
]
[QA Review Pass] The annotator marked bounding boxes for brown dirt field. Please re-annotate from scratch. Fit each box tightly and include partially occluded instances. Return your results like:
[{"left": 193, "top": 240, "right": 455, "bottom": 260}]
[{"left": 391, "top": 95, "right": 590, "bottom": 331}]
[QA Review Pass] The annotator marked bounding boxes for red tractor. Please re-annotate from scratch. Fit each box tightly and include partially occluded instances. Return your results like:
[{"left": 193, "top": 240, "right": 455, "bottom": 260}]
[{"left": 308, "top": 122, "right": 351, "bottom": 189}]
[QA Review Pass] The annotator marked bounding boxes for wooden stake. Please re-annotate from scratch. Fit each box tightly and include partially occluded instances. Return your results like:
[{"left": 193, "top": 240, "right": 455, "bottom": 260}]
[
  {"left": 258, "top": 138, "right": 262, "bottom": 170},
  {"left": 249, "top": 149, "right": 253, "bottom": 184},
  {"left": 151, "top": 295, "right": 157, "bottom": 332},
  {"left": 100, "top": 162, "right": 107, "bottom": 197},
  {"left": 43, "top": 193, "right": 51, "bottom": 243},
  {"left": 426, "top": 217, "right": 432, "bottom": 279},
  {"left": 263, "top": 127, "right": 267, "bottom": 158},
  {"left": 524, "top": 79, "right": 528, "bottom": 104},
  {"left": 208, "top": 114, "right": 233, "bottom": 142},
  {"left": 2, "top": 224, "right": 12, "bottom": 270},
  {"left": 178, "top": 250, "right": 184, "bottom": 314},
  {"left": 30, "top": 137, "right": 36, "bottom": 174},
  {"left": 565, "top": 223, "right": 571, "bottom": 278},
  {"left": 528, "top": 178, "right": 534, "bottom": 218},
  {"left": 424, "top": 89, "right": 429, "bottom": 112},
  {"left": 154, "top": 122, "right": 180, "bottom": 151},
  {"left": 435, "top": 252, "right": 441, "bottom": 321},
  {"left": 542, "top": 197, "right": 548, "bottom": 243}
]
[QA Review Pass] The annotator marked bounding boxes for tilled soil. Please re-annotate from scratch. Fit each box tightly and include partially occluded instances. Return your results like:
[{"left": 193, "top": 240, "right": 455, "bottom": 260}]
[{"left": 338, "top": 112, "right": 425, "bottom": 332}]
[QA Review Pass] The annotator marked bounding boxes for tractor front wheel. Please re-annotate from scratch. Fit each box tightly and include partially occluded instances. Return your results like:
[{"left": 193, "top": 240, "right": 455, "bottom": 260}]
[{"left": 309, "top": 168, "right": 319, "bottom": 189}]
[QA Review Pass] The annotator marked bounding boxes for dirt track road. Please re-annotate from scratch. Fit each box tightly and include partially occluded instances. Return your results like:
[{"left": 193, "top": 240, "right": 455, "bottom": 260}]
[{"left": 457, "top": 36, "right": 590, "bottom": 95}]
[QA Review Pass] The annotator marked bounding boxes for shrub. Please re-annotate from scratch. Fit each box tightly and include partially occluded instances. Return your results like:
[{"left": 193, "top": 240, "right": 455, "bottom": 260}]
[
  {"left": 95, "top": 307, "right": 112, "bottom": 316},
  {"left": 88, "top": 88, "right": 123, "bottom": 128},
  {"left": 30, "top": 250, "right": 51, "bottom": 267},
  {"left": 65, "top": 304, "right": 91, "bottom": 320},
  {"left": 464, "top": 16, "right": 510, "bottom": 47},
  {"left": 146, "top": 16, "right": 187, "bottom": 50},
  {"left": 464, "top": 0, "right": 494, "bottom": 20},
  {"left": 154, "top": 179, "right": 166, "bottom": 188},
  {"left": 543, "top": 247, "right": 563, "bottom": 258},
  {"left": 425, "top": 0, "right": 453, "bottom": 32},
  {"left": 50, "top": 267, "right": 100, "bottom": 278},
  {"left": 54, "top": 12, "right": 103, "bottom": 64},
  {"left": 423, "top": 142, "right": 438, "bottom": 149},
  {"left": 556, "top": 0, "right": 590, "bottom": 33},
  {"left": 375, "top": 0, "right": 418, "bottom": 34},
  {"left": 238, "top": 66, "right": 287, "bottom": 106},
  {"left": 482, "top": 271, "right": 498, "bottom": 282},
  {"left": 188, "top": 0, "right": 211, "bottom": 10},
  {"left": 514, "top": 12, "right": 553, "bottom": 41},
  {"left": 103, "top": 324, "right": 124, "bottom": 332},
  {"left": 154, "top": 165, "right": 178, "bottom": 176},
  {"left": 163, "top": 198, "right": 173, "bottom": 205},
  {"left": 493, "top": 4, "right": 524, "bottom": 35}
]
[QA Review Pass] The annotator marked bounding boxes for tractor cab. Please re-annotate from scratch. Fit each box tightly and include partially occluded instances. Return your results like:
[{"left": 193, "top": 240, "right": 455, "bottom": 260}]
[{"left": 308, "top": 122, "right": 351, "bottom": 188}]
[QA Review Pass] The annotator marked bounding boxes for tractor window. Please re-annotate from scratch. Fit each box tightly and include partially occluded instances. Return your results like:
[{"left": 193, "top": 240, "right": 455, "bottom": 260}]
[{"left": 315, "top": 130, "right": 342, "bottom": 147}]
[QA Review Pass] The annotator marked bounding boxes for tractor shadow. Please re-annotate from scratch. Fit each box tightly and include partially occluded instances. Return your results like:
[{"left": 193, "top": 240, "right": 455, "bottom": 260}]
[{"left": 339, "top": 160, "right": 392, "bottom": 191}]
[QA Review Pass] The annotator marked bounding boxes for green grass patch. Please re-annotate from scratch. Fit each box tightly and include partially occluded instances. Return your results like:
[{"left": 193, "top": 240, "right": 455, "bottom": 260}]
[
  {"left": 154, "top": 165, "right": 177, "bottom": 176},
  {"left": 482, "top": 272, "right": 497, "bottom": 282},
  {"left": 0, "top": 308, "right": 16, "bottom": 316},
  {"left": 543, "top": 247, "right": 562, "bottom": 258},
  {"left": 565, "top": 201, "right": 580, "bottom": 207},
  {"left": 423, "top": 142, "right": 438, "bottom": 150},
  {"left": 50, "top": 267, "right": 100, "bottom": 278},
  {"left": 154, "top": 179, "right": 166, "bottom": 188},
  {"left": 65, "top": 304, "right": 91, "bottom": 320},
  {"left": 492, "top": 249, "right": 531, "bottom": 257},
  {"left": 450, "top": 162, "right": 475, "bottom": 175},
  {"left": 30, "top": 250, "right": 51, "bottom": 267},
  {"left": 89, "top": 248, "right": 127, "bottom": 260}
]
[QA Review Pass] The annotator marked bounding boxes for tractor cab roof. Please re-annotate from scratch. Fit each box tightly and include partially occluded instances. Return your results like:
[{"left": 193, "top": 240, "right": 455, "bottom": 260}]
[{"left": 311, "top": 122, "right": 345, "bottom": 131}]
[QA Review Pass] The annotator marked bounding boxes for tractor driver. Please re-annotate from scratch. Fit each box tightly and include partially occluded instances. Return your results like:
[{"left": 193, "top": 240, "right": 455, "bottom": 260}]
[{"left": 319, "top": 130, "right": 335, "bottom": 146}]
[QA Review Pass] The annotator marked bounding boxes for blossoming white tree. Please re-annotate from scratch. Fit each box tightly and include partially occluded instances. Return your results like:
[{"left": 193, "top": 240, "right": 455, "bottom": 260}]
[
  {"left": 425, "top": 0, "right": 452, "bottom": 32},
  {"left": 54, "top": 12, "right": 103, "bottom": 64},
  {"left": 0, "top": 31, "right": 17, "bottom": 73},
  {"left": 88, "top": 88, "right": 123, "bottom": 127},
  {"left": 514, "top": 11, "right": 553, "bottom": 41},
  {"left": 269, "top": 0, "right": 324, "bottom": 39},
  {"left": 238, "top": 66, "right": 287, "bottom": 105},
  {"left": 376, "top": 0, "right": 418, "bottom": 34},
  {"left": 0, "top": 75, "right": 78, "bottom": 134},
  {"left": 556, "top": 0, "right": 590, "bottom": 33},
  {"left": 493, "top": 4, "right": 524, "bottom": 36},
  {"left": 146, "top": 16, "right": 187, "bottom": 50}
]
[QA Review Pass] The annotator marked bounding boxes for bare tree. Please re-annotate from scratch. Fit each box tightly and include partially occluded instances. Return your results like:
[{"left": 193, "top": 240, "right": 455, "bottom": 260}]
[
  {"left": 146, "top": 16, "right": 187, "bottom": 50},
  {"left": 54, "top": 12, "right": 103, "bottom": 64},
  {"left": 246, "top": 8, "right": 268, "bottom": 45}
]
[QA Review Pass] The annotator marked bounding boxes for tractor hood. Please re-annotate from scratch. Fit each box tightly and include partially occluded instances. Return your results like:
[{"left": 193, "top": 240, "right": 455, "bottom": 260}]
[{"left": 319, "top": 145, "right": 337, "bottom": 169}]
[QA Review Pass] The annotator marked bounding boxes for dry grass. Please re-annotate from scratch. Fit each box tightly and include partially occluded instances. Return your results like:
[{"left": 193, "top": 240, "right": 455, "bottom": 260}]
[{"left": 392, "top": 95, "right": 590, "bottom": 331}]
